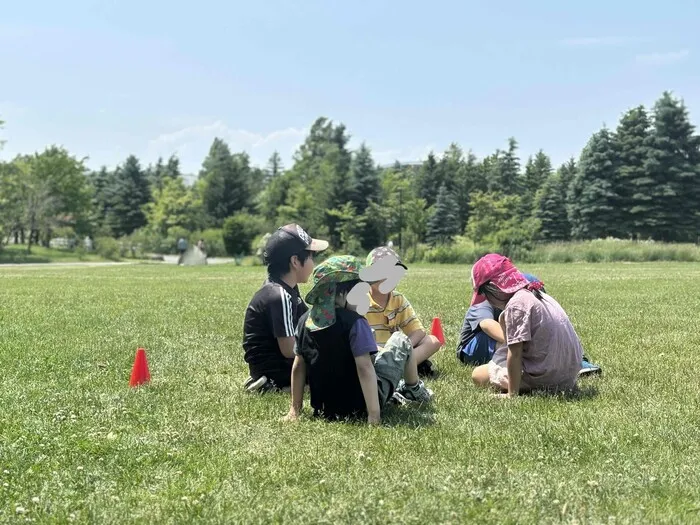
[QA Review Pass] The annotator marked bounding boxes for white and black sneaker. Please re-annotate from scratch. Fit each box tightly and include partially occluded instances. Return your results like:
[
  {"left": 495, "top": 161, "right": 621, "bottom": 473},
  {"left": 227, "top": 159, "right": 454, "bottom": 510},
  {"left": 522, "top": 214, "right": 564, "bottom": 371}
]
[
  {"left": 396, "top": 379, "right": 434, "bottom": 403},
  {"left": 243, "top": 375, "right": 283, "bottom": 393}
]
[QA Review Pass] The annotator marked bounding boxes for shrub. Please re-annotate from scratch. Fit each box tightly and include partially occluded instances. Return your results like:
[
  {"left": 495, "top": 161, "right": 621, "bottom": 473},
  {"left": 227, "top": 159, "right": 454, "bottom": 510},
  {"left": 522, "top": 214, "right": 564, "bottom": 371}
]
[
  {"left": 222, "top": 212, "right": 267, "bottom": 256},
  {"left": 423, "top": 236, "right": 494, "bottom": 264},
  {"left": 95, "top": 237, "right": 120, "bottom": 261},
  {"left": 522, "top": 240, "right": 700, "bottom": 264}
]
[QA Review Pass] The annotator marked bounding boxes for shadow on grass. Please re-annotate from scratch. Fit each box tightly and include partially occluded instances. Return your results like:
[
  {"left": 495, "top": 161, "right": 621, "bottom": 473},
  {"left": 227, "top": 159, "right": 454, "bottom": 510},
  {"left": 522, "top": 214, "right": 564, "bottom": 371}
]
[
  {"left": 275, "top": 398, "right": 438, "bottom": 429},
  {"left": 314, "top": 405, "right": 437, "bottom": 429},
  {"left": 379, "top": 402, "right": 438, "bottom": 428},
  {"left": 525, "top": 384, "right": 600, "bottom": 402}
]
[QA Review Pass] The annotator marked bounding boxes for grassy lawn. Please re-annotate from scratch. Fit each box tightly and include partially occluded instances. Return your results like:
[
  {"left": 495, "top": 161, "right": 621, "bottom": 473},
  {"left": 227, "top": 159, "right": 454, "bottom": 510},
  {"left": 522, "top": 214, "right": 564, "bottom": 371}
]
[
  {"left": 1, "top": 262, "right": 699, "bottom": 524},
  {"left": 0, "top": 244, "right": 112, "bottom": 264}
]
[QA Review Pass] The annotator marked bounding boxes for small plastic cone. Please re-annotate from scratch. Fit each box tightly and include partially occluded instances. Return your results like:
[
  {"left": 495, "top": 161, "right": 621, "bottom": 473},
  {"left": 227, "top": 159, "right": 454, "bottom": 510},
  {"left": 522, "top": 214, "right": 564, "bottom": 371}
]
[
  {"left": 129, "top": 347, "right": 151, "bottom": 387},
  {"left": 430, "top": 317, "right": 445, "bottom": 346}
]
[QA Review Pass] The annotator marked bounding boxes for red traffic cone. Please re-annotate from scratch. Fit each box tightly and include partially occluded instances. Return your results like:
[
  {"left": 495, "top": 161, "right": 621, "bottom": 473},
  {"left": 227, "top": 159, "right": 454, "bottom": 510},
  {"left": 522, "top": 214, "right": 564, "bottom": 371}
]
[
  {"left": 129, "top": 347, "right": 151, "bottom": 387},
  {"left": 430, "top": 317, "right": 446, "bottom": 346}
]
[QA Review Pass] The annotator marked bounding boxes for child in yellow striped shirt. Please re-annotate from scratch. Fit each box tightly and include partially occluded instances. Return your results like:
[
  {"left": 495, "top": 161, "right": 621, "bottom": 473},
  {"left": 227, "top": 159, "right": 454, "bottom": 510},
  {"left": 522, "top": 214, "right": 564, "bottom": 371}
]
[{"left": 361, "top": 247, "right": 442, "bottom": 377}]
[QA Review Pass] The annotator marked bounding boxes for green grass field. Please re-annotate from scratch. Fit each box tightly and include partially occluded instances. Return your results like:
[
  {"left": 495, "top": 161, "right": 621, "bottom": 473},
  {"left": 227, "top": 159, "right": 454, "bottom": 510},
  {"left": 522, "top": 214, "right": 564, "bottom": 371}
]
[{"left": 1, "top": 262, "right": 699, "bottom": 524}]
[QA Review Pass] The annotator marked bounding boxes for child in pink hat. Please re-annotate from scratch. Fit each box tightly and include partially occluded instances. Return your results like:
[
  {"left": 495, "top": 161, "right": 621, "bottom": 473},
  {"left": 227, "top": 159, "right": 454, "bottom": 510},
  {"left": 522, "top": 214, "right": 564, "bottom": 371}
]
[{"left": 469, "top": 254, "right": 584, "bottom": 396}]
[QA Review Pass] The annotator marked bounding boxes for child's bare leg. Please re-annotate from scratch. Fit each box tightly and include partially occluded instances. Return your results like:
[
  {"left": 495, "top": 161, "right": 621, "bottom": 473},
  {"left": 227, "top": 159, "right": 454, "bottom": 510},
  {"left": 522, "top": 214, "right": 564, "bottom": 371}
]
[
  {"left": 403, "top": 354, "right": 420, "bottom": 385},
  {"left": 412, "top": 335, "right": 441, "bottom": 365},
  {"left": 472, "top": 365, "right": 490, "bottom": 387}
]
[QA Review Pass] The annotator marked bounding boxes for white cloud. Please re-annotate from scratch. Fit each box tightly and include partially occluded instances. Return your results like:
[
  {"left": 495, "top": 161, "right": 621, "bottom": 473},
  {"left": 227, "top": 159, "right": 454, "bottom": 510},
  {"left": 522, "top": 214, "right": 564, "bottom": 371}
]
[
  {"left": 372, "top": 149, "right": 403, "bottom": 165},
  {"left": 635, "top": 49, "right": 690, "bottom": 66},
  {"left": 147, "top": 121, "right": 307, "bottom": 175},
  {"left": 560, "top": 36, "right": 637, "bottom": 47},
  {"left": 148, "top": 120, "right": 440, "bottom": 177},
  {"left": 372, "top": 145, "right": 437, "bottom": 167}
]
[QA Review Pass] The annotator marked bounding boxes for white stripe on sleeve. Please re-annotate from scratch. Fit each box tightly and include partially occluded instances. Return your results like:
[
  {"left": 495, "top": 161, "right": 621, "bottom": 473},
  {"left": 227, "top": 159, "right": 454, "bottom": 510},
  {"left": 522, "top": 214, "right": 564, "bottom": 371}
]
[{"left": 280, "top": 288, "right": 294, "bottom": 337}]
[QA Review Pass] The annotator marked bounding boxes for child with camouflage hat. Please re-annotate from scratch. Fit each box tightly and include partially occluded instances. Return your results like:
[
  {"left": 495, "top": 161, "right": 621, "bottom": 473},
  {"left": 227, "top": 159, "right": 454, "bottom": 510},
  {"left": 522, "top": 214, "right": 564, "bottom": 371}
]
[{"left": 284, "top": 255, "right": 433, "bottom": 425}]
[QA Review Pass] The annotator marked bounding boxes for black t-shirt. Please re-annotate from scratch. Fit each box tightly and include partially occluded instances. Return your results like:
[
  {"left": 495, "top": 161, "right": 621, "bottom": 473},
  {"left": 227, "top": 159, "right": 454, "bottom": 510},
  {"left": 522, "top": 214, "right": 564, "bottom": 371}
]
[
  {"left": 295, "top": 309, "right": 368, "bottom": 421},
  {"left": 242, "top": 276, "right": 308, "bottom": 384}
]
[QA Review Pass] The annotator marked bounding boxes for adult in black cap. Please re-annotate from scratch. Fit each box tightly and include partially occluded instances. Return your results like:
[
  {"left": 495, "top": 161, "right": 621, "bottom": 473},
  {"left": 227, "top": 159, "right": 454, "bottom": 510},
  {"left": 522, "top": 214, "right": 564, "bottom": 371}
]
[{"left": 242, "top": 224, "right": 329, "bottom": 393}]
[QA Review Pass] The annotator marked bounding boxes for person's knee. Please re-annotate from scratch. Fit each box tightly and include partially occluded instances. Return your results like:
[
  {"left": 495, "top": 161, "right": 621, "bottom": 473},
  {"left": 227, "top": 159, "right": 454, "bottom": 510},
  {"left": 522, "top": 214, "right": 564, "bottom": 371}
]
[
  {"left": 423, "top": 334, "right": 441, "bottom": 350},
  {"left": 472, "top": 365, "right": 490, "bottom": 387},
  {"left": 414, "top": 334, "right": 441, "bottom": 359}
]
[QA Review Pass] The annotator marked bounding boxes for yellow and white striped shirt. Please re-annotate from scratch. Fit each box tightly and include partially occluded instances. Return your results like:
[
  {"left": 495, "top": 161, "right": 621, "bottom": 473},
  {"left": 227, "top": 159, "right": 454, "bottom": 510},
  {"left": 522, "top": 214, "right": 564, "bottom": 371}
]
[{"left": 365, "top": 291, "right": 424, "bottom": 346}]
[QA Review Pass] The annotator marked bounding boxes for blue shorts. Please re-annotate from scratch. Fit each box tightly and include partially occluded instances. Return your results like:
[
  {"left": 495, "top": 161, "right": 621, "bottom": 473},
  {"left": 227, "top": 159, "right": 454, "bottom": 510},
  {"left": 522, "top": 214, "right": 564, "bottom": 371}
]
[{"left": 457, "top": 332, "right": 497, "bottom": 366}]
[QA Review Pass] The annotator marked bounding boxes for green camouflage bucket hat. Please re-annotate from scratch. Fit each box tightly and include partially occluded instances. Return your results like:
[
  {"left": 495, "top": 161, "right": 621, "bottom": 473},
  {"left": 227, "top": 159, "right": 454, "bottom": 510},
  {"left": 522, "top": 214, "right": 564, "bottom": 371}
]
[{"left": 304, "top": 255, "right": 364, "bottom": 332}]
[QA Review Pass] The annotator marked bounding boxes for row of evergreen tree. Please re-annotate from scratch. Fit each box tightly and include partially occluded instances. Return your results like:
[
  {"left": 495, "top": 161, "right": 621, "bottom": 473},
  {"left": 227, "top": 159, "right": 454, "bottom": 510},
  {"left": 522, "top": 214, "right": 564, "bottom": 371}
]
[
  {"left": 1, "top": 90, "right": 698, "bottom": 255},
  {"left": 255, "top": 90, "right": 700, "bottom": 253}
]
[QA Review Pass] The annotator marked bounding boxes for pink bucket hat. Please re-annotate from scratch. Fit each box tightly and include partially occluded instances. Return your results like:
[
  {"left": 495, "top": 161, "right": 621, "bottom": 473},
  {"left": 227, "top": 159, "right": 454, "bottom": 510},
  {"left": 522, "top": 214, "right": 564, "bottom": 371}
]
[{"left": 470, "top": 254, "right": 541, "bottom": 306}]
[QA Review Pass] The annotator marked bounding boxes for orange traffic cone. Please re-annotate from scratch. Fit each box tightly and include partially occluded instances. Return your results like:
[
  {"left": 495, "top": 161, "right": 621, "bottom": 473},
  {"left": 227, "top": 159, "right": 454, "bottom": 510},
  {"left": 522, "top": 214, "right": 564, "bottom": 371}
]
[
  {"left": 430, "top": 317, "right": 445, "bottom": 346},
  {"left": 129, "top": 347, "right": 151, "bottom": 387}
]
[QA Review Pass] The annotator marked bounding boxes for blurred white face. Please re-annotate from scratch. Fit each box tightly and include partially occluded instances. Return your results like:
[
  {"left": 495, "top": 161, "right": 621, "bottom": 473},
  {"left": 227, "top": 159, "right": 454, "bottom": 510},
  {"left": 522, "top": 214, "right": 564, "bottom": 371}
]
[
  {"left": 359, "top": 254, "right": 406, "bottom": 294},
  {"left": 346, "top": 282, "right": 371, "bottom": 315}
]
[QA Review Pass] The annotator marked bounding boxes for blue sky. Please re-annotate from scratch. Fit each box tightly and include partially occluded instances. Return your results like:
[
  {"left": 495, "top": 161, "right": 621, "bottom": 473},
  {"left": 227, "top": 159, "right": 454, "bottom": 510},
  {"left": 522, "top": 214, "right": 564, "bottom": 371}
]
[{"left": 1, "top": 0, "right": 699, "bottom": 177}]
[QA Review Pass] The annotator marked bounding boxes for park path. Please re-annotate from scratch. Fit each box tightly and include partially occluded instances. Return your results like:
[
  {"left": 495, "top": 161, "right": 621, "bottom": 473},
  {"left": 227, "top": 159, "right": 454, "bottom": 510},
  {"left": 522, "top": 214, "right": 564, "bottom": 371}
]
[{"left": 0, "top": 256, "right": 236, "bottom": 268}]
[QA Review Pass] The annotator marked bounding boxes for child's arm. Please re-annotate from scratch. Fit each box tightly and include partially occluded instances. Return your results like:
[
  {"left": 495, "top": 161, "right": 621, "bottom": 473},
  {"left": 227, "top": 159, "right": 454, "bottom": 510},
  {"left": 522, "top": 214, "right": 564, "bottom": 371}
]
[
  {"left": 268, "top": 290, "right": 299, "bottom": 359},
  {"left": 408, "top": 329, "right": 427, "bottom": 348},
  {"left": 479, "top": 319, "right": 506, "bottom": 344},
  {"left": 506, "top": 342, "right": 523, "bottom": 396},
  {"left": 277, "top": 337, "right": 296, "bottom": 359},
  {"left": 501, "top": 308, "right": 529, "bottom": 397},
  {"left": 354, "top": 354, "right": 381, "bottom": 425},
  {"left": 396, "top": 295, "right": 428, "bottom": 347},
  {"left": 284, "top": 355, "right": 306, "bottom": 421}
]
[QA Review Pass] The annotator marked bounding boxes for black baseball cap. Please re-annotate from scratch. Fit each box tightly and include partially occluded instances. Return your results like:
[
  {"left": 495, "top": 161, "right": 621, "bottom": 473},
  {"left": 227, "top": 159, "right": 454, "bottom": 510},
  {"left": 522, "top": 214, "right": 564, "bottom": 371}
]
[{"left": 263, "top": 224, "right": 329, "bottom": 265}]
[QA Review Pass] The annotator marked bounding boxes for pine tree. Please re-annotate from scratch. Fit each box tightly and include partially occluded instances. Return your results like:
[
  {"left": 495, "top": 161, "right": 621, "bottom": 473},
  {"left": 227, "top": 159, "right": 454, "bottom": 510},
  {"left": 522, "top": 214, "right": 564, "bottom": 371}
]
[
  {"left": 518, "top": 150, "right": 552, "bottom": 219},
  {"left": 561, "top": 158, "right": 578, "bottom": 239},
  {"left": 418, "top": 152, "right": 439, "bottom": 206},
  {"left": 455, "top": 150, "right": 480, "bottom": 231},
  {"left": 433, "top": 144, "right": 462, "bottom": 198},
  {"left": 165, "top": 155, "right": 181, "bottom": 180},
  {"left": 199, "top": 138, "right": 251, "bottom": 226},
  {"left": 264, "top": 151, "right": 283, "bottom": 186},
  {"left": 559, "top": 157, "right": 577, "bottom": 190},
  {"left": 644, "top": 92, "right": 700, "bottom": 242},
  {"left": 497, "top": 137, "right": 521, "bottom": 194},
  {"left": 148, "top": 157, "right": 166, "bottom": 193},
  {"left": 105, "top": 155, "right": 151, "bottom": 237},
  {"left": 535, "top": 169, "right": 570, "bottom": 241},
  {"left": 522, "top": 150, "right": 552, "bottom": 191},
  {"left": 569, "top": 128, "right": 621, "bottom": 239},
  {"left": 349, "top": 143, "right": 380, "bottom": 214},
  {"left": 614, "top": 106, "right": 651, "bottom": 239},
  {"left": 426, "top": 184, "right": 460, "bottom": 245}
]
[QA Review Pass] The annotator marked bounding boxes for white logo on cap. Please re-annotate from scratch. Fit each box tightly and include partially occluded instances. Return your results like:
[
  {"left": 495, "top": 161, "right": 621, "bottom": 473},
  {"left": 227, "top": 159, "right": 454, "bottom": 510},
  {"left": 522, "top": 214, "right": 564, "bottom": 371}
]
[{"left": 296, "top": 225, "right": 311, "bottom": 245}]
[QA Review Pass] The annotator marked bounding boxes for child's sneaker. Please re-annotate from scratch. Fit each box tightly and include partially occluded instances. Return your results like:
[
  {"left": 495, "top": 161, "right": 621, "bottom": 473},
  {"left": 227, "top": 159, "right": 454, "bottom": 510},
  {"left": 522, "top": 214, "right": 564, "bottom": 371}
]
[
  {"left": 243, "top": 375, "right": 281, "bottom": 393},
  {"left": 389, "top": 391, "right": 409, "bottom": 406},
  {"left": 396, "top": 379, "right": 433, "bottom": 403},
  {"left": 579, "top": 357, "right": 602, "bottom": 377},
  {"left": 417, "top": 359, "right": 438, "bottom": 378}
]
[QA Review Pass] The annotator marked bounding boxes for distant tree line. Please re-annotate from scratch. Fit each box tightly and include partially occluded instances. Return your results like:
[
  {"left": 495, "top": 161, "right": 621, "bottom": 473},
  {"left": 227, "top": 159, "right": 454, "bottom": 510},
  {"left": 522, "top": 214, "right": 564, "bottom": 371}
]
[{"left": 0, "top": 91, "right": 698, "bottom": 257}]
